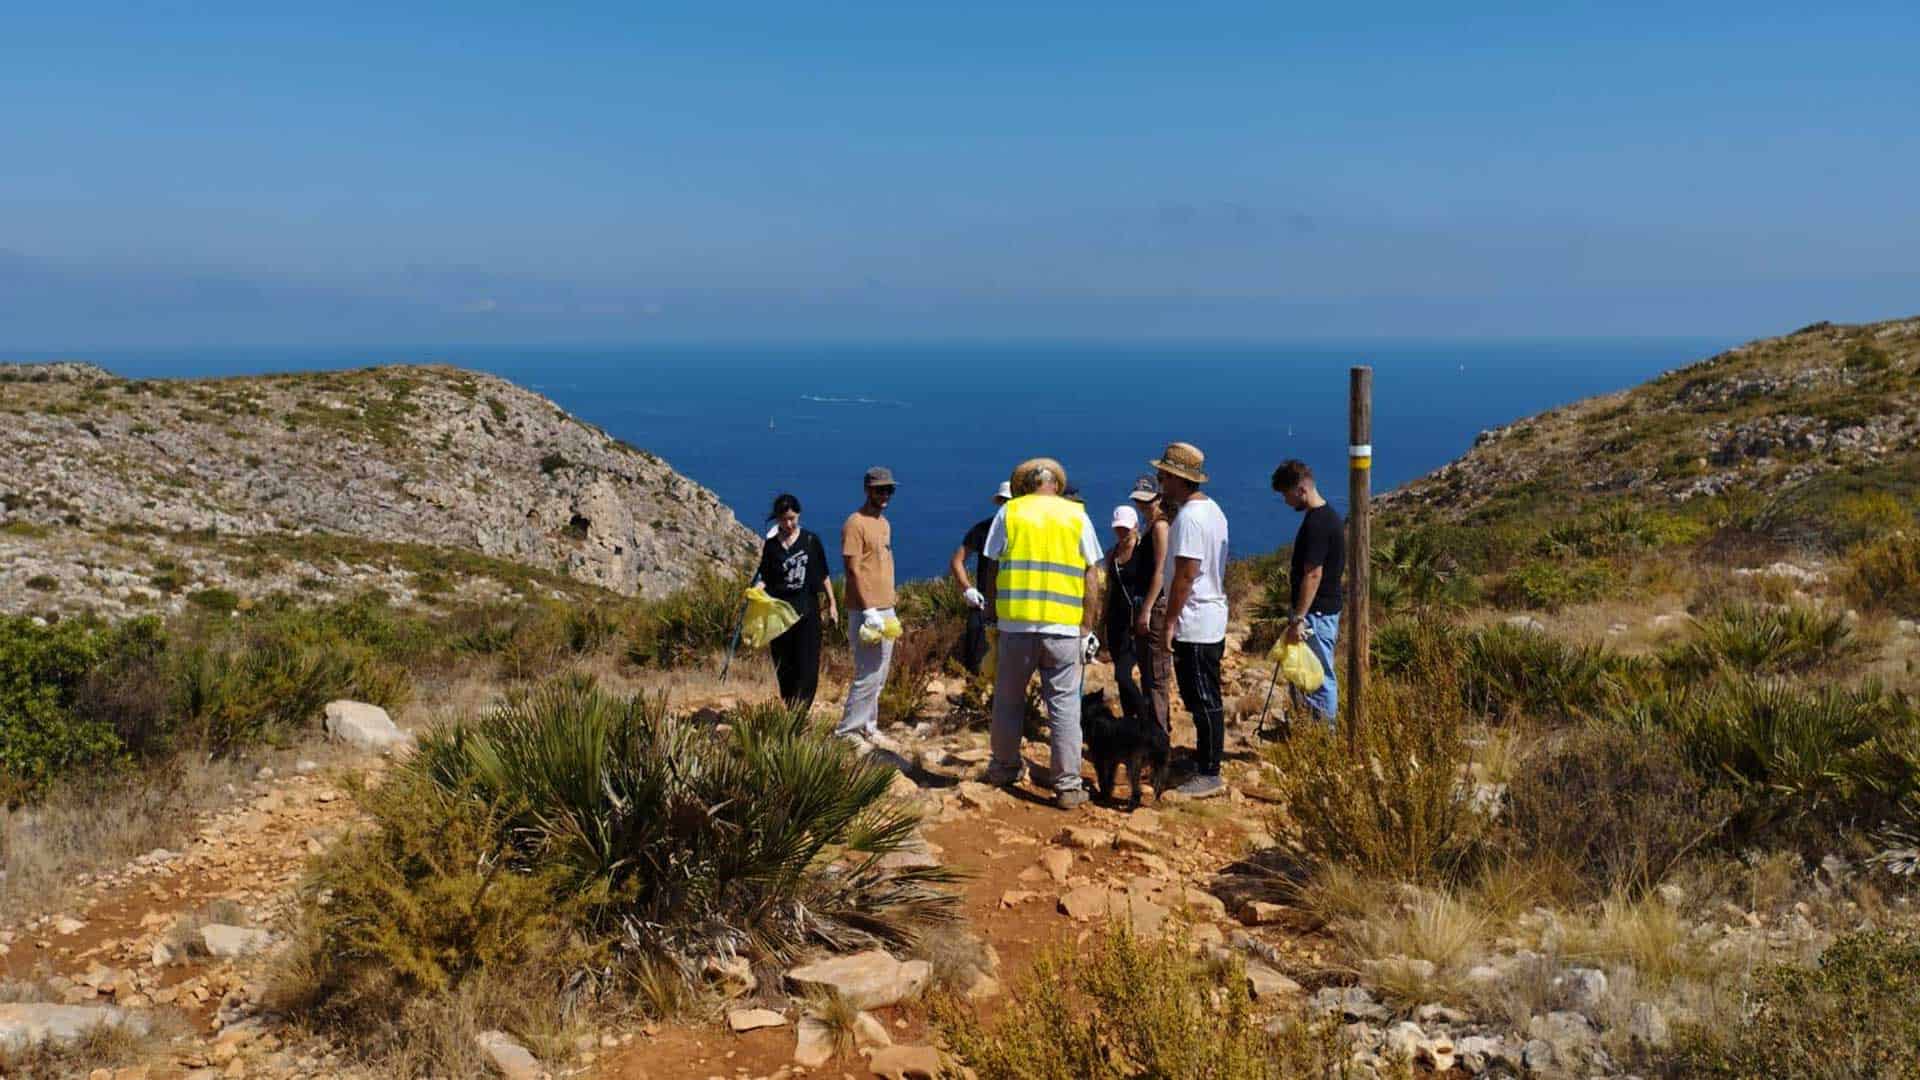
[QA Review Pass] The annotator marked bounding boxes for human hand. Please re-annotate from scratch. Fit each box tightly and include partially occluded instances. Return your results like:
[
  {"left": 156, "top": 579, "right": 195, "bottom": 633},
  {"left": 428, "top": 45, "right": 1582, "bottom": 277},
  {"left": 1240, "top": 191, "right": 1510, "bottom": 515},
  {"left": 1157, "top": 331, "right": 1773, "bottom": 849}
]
[
  {"left": 1283, "top": 619, "right": 1304, "bottom": 646},
  {"left": 1133, "top": 612, "right": 1150, "bottom": 639},
  {"left": 963, "top": 587, "right": 985, "bottom": 610},
  {"left": 1082, "top": 633, "right": 1100, "bottom": 663},
  {"left": 1156, "top": 625, "right": 1174, "bottom": 656}
]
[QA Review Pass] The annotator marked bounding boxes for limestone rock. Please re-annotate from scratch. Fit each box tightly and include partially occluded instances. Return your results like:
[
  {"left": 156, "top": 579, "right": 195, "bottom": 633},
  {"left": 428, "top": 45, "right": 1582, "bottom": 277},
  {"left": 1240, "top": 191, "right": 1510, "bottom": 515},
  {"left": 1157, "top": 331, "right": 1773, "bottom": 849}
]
[
  {"left": 1244, "top": 962, "right": 1303, "bottom": 1001},
  {"left": 786, "top": 951, "right": 930, "bottom": 1010},
  {"left": 200, "top": 925, "right": 273, "bottom": 959},
  {"left": 1053, "top": 826, "right": 1113, "bottom": 850},
  {"left": 1238, "top": 900, "right": 1287, "bottom": 925},
  {"left": 1056, "top": 886, "right": 1168, "bottom": 936},
  {"left": 476, "top": 1029, "right": 543, "bottom": 1080},
  {"left": 869, "top": 1044, "right": 947, "bottom": 1080},
  {"left": 322, "top": 701, "right": 412, "bottom": 753},
  {"left": 727, "top": 1008, "right": 787, "bottom": 1033},
  {"left": 1039, "top": 848, "right": 1074, "bottom": 884},
  {"left": 0, "top": 1004, "right": 151, "bottom": 1053},
  {"left": 794, "top": 1017, "right": 836, "bottom": 1067}
]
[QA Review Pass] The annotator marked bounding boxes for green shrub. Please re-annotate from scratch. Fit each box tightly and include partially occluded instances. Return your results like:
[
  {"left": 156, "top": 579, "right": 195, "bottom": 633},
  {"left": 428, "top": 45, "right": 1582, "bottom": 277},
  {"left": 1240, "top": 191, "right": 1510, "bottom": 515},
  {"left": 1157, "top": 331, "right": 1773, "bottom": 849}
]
[
  {"left": 1490, "top": 559, "right": 1615, "bottom": 611},
  {"left": 409, "top": 678, "right": 954, "bottom": 979},
  {"left": 1459, "top": 624, "right": 1639, "bottom": 724},
  {"left": 169, "top": 633, "right": 408, "bottom": 755},
  {"left": 1372, "top": 528, "right": 1472, "bottom": 617},
  {"left": 1664, "top": 931, "right": 1920, "bottom": 1078},
  {"left": 626, "top": 570, "right": 743, "bottom": 669},
  {"left": 23, "top": 575, "right": 57, "bottom": 592},
  {"left": 0, "top": 617, "right": 127, "bottom": 800},
  {"left": 537, "top": 451, "right": 572, "bottom": 475},
  {"left": 1621, "top": 677, "right": 1920, "bottom": 841},
  {"left": 1831, "top": 490, "right": 1914, "bottom": 547},
  {"left": 1263, "top": 674, "right": 1488, "bottom": 883},
  {"left": 1505, "top": 724, "right": 1733, "bottom": 896},
  {"left": 937, "top": 922, "right": 1347, "bottom": 1080},
  {"left": 1842, "top": 531, "right": 1920, "bottom": 617},
  {"left": 1661, "top": 603, "right": 1862, "bottom": 678},
  {"left": 187, "top": 587, "right": 240, "bottom": 614}
]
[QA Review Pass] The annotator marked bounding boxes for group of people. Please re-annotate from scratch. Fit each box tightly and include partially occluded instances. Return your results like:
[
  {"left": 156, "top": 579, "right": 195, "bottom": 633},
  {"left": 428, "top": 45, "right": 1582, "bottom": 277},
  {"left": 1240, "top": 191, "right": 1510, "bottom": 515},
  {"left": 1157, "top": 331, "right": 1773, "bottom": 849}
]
[{"left": 751, "top": 443, "right": 1347, "bottom": 811}]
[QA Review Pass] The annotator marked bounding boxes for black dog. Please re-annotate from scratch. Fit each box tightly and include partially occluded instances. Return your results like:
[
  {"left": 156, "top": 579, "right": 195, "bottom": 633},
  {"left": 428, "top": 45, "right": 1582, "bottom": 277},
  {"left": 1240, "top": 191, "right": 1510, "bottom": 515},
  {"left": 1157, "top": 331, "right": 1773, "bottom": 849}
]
[{"left": 1081, "top": 689, "right": 1169, "bottom": 809}]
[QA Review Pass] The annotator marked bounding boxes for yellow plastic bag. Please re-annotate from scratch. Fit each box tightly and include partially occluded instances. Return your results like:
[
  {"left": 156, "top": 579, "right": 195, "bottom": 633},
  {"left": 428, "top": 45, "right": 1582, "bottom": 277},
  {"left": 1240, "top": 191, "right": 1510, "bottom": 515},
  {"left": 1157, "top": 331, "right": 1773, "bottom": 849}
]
[
  {"left": 740, "top": 585, "right": 801, "bottom": 649},
  {"left": 858, "top": 614, "right": 906, "bottom": 645},
  {"left": 1265, "top": 639, "right": 1325, "bottom": 693}
]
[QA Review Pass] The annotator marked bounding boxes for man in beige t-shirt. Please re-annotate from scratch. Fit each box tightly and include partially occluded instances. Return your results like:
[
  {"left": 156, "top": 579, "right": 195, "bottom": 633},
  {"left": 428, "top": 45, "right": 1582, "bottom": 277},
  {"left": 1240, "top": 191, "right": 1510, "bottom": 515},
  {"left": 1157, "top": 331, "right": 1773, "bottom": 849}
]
[{"left": 836, "top": 466, "right": 900, "bottom": 744}]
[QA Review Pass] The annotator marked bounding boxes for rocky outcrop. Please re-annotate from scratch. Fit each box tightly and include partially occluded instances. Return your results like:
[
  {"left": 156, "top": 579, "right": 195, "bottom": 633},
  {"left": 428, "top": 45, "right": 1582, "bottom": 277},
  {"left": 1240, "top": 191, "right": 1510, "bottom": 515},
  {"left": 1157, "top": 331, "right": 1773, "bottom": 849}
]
[
  {"left": 1381, "top": 316, "right": 1920, "bottom": 529},
  {"left": 0, "top": 362, "right": 755, "bottom": 615}
]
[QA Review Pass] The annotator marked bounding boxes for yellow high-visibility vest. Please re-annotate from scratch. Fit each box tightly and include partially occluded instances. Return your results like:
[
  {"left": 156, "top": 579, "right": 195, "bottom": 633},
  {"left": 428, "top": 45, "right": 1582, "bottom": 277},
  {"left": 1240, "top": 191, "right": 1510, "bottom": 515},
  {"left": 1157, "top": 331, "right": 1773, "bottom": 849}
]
[{"left": 995, "top": 494, "right": 1087, "bottom": 626}]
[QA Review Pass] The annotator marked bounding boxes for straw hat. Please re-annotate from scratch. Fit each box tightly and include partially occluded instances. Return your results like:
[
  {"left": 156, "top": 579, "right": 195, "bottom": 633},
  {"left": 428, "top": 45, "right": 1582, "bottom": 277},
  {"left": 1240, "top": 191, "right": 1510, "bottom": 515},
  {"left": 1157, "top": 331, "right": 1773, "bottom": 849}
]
[
  {"left": 1010, "top": 457, "right": 1068, "bottom": 497},
  {"left": 1148, "top": 442, "right": 1208, "bottom": 484}
]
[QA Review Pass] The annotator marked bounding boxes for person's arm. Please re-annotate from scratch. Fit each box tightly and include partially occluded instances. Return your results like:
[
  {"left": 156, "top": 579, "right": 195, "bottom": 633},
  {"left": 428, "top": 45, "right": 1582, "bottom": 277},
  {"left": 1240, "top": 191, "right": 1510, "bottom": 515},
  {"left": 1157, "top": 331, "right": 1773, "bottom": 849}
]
[
  {"left": 840, "top": 521, "right": 863, "bottom": 612},
  {"left": 948, "top": 544, "right": 973, "bottom": 591},
  {"left": 1158, "top": 557, "right": 1200, "bottom": 654},
  {"left": 811, "top": 534, "right": 839, "bottom": 625},
  {"left": 1083, "top": 565, "right": 1102, "bottom": 635},
  {"left": 1135, "top": 518, "right": 1169, "bottom": 637}
]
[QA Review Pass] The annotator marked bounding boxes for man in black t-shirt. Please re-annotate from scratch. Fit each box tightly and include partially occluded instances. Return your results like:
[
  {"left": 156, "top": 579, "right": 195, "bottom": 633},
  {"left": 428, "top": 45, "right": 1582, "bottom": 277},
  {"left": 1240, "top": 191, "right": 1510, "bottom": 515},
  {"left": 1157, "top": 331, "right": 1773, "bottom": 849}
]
[
  {"left": 1272, "top": 459, "right": 1345, "bottom": 725},
  {"left": 950, "top": 481, "right": 1012, "bottom": 673}
]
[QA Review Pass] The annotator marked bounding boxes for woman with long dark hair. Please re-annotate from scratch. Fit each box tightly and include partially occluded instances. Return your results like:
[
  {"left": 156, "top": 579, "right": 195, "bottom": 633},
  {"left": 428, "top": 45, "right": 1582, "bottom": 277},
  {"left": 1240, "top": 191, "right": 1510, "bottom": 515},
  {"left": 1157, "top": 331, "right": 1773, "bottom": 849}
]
[{"left": 757, "top": 493, "right": 837, "bottom": 712}]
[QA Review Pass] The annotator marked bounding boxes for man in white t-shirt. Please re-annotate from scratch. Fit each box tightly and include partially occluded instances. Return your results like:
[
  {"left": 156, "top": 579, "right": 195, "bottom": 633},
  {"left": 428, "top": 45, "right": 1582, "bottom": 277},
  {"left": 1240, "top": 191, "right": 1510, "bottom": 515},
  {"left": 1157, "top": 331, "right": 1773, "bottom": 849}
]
[{"left": 1149, "top": 441, "right": 1231, "bottom": 799}]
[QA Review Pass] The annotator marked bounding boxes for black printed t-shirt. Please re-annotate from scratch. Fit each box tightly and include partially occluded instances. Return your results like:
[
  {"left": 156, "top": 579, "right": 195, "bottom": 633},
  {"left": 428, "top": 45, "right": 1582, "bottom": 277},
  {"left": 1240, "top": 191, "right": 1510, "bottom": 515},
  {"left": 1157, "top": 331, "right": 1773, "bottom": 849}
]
[{"left": 759, "top": 529, "right": 830, "bottom": 617}]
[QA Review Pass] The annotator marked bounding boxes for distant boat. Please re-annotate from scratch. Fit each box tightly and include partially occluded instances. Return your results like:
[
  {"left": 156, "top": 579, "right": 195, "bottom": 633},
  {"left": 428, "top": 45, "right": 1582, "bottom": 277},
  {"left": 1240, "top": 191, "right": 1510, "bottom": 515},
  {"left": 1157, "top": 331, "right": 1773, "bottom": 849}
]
[{"left": 768, "top": 416, "right": 776, "bottom": 432}]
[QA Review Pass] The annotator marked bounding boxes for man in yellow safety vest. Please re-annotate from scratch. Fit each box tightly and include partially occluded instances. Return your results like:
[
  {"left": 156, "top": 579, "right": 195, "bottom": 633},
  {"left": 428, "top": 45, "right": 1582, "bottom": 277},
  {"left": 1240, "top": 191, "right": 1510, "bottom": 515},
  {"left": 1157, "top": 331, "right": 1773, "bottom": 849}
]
[{"left": 980, "top": 457, "right": 1103, "bottom": 810}]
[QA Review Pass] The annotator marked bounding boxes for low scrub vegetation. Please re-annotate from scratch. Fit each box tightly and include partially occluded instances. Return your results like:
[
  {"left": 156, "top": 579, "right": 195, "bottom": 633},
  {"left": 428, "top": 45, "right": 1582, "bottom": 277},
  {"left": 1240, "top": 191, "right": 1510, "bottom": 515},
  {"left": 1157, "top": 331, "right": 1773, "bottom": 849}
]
[
  {"left": 1843, "top": 530, "right": 1920, "bottom": 617},
  {"left": 280, "top": 677, "right": 954, "bottom": 1072},
  {"left": 937, "top": 923, "right": 1350, "bottom": 1080},
  {"left": 1665, "top": 931, "right": 1920, "bottom": 1078},
  {"left": 1660, "top": 602, "right": 1862, "bottom": 678}
]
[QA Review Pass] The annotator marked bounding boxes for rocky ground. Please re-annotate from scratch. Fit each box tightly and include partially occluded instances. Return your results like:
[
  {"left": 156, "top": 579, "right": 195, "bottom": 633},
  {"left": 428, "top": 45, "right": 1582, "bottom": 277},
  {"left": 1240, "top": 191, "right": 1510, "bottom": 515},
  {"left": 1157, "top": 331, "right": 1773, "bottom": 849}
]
[
  {"left": 6, "top": 620, "right": 1850, "bottom": 1080},
  {"left": 1382, "top": 316, "right": 1920, "bottom": 523},
  {"left": 0, "top": 361, "right": 755, "bottom": 618}
]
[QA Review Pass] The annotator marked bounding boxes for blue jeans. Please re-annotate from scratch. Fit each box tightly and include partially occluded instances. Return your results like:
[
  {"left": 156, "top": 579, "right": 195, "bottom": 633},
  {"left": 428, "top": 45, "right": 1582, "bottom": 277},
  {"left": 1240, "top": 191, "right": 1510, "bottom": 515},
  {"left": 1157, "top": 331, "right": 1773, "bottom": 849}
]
[{"left": 1303, "top": 611, "right": 1340, "bottom": 725}]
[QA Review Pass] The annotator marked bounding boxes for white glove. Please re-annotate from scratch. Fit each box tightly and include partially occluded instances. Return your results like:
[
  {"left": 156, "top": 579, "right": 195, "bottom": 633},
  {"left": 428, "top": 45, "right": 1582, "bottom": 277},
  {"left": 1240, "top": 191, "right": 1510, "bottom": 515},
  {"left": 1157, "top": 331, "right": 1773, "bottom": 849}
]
[
  {"left": 862, "top": 609, "right": 885, "bottom": 631},
  {"left": 1082, "top": 633, "right": 1100, "bottom": 663},
  {"left": 963, "top": 587, "right": 985, "bottom": 610}
]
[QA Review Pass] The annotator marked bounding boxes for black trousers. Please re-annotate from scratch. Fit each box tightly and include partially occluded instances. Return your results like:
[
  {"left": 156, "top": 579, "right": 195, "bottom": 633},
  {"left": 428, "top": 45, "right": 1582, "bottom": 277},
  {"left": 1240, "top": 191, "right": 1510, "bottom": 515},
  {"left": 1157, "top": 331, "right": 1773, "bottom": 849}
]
[
  {"left": 961, "top": 608, "right": 990, "bottom": 675},
  {"left": 1173, "top": 639, "right": 1226, "bottom": 776},
  {"left": 769, "top": 612, "right": 822, "bottom": 713}
]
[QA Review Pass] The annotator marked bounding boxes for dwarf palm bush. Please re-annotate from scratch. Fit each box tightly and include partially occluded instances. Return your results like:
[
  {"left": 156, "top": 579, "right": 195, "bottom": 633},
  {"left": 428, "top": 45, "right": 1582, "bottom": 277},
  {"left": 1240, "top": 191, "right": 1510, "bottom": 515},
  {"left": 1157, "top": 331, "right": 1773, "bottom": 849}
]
[
  {"left": 1661, "top": 603, "right": 1862, "bottom": 678},
  {"left": 1459, "top": 624, "right": 1641, "bottom": 725},
  {"left": 410, "top": 677, "right": 954, "bottom": 973},
  {"left": 1621, "top": 677, "right": 1920, "bottom": 841}
]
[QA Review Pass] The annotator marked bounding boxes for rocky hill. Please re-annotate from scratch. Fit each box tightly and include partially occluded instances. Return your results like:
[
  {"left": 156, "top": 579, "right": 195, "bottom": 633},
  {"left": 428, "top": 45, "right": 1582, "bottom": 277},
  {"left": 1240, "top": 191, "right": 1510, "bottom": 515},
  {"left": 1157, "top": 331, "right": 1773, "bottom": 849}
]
[
  {"left": 1381, "top": 316, "right": 1920, "bottom": 543},
  {"left": 0, "top": 362, "right": 756, "bottom": 617}
]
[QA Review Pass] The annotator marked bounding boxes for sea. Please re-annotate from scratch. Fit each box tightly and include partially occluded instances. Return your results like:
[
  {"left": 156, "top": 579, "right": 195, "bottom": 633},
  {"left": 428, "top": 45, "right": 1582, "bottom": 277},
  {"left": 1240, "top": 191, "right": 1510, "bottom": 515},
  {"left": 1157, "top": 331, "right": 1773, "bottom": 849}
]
[{"left": 12, "top": 340, "right": 1726, "bottom": 578}]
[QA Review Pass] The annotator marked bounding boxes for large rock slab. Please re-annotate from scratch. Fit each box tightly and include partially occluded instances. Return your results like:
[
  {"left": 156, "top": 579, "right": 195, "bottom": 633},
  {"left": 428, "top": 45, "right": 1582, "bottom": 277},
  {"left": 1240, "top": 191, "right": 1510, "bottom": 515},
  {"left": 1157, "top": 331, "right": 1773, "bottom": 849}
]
[
  {"left": 0, "top": 1004, "right": 150, "bottom": 1052},
  {"left": 728, "top": 1008, "right": 788, "bottom": 1033},
  {"left": 786, "top": 951, "right": 931, "bottom": 1010},
  {"left": 323, "top": 700, "right": 412, "bottom": 753},
  {"left": 1057, "top": 886, "right": 1169, "bottom": 936}
]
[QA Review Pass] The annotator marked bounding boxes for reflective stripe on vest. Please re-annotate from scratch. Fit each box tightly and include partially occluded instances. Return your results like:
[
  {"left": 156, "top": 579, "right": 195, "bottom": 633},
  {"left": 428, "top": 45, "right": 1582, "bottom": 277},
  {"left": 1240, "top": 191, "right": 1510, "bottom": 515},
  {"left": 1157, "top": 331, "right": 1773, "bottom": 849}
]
[{"left": 994, "top": 494, "right": 1087, "bottom": 626}]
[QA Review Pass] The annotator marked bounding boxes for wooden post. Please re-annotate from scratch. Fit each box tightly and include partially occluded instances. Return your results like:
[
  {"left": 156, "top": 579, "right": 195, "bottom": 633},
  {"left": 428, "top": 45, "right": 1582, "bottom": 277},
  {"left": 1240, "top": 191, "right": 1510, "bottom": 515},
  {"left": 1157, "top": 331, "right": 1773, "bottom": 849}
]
[{"left": 1346, "top": 366, "right": 1372, "bottom": 748}]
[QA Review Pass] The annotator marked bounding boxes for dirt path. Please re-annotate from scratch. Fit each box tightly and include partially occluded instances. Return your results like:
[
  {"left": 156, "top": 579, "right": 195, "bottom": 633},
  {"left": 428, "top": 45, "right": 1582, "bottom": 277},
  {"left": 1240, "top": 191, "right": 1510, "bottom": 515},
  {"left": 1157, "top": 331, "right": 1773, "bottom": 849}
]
[{"left": 1, "top": 764, "right": 370, "bottom": 1077}]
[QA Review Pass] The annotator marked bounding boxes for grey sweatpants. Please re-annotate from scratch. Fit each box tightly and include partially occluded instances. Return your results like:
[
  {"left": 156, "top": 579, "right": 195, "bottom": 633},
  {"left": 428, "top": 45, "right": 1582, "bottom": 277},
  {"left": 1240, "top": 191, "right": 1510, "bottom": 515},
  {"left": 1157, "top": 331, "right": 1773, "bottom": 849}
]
[
  {"left": 988, "top": 631, "right": 1084, "bottom": 793},
  {"left": 834, "top": 607, "right": 896, "bottom": 738}
]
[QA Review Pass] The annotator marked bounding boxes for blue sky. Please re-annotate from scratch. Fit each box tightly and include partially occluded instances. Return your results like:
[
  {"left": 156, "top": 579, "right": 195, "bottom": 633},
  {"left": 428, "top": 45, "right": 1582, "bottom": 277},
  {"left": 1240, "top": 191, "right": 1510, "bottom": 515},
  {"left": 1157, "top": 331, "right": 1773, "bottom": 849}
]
[{"left": 3, "top": 1, "right": 1917, "bottom": 345}]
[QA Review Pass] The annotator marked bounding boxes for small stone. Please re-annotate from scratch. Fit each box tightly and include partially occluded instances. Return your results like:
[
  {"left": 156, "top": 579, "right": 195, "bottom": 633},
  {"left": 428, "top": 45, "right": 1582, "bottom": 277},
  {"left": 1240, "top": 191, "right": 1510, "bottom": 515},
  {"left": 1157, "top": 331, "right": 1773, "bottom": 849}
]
[
  {"left": 1039, "top": 848, "right": 1073, "bottom": 884},
  {"left": 475, "top": 1030, "right": 542, "bottom": 1080},
  {"left": 254, "top": 767, "right": 274, "bottom": 782},
  {"left": 53, "top": 916, "right": 86, "bottom": 935},
  {"left": 1238, "top": 900, "right": 1286, "bottom": 925},
  {"left": 868, "top": 1044, "right": 946, "bottom": 1080},
  {"left": 293, "top": 760, "right": 319, "bottom": 775},
  {"left": 727, "top": 1008, "right": 787, "bottom": 1033},
  {"left": 1244, "top": 963, "right": 1303, "bottom": 1001},
  {"left": 322, "top": 700, "right": 413, "bottom": 754},
  {"left": 1053, "top": 826, "right": 1113, "bottom": 850},
  {"left": 851, "top": 1011, "right": 892, "bottom": 1048},
  {"left": 1629, "top": 1001, "right": 1670, "bottom": 1048},
  {"left": 793, "top": 1017, "right": 835, "bottom": 1068}
]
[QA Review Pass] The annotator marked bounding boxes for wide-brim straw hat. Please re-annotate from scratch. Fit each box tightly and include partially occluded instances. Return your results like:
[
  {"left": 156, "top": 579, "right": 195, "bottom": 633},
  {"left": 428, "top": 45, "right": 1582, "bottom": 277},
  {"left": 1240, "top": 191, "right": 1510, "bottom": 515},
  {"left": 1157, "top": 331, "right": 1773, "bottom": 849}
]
[
  {"left": 1148, "top": 442, "right": 1208, "bottom": 484},
  {"left": 1010, "top": 457, "right": 1068, "bottom": 497}
]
